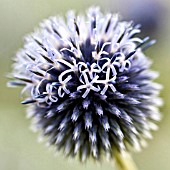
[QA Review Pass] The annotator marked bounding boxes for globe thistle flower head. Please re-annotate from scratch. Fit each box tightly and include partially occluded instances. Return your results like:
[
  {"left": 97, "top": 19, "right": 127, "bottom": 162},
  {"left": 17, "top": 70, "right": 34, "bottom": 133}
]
[{"left": 9, "top": 7, "right": 162, "bottom": 162}]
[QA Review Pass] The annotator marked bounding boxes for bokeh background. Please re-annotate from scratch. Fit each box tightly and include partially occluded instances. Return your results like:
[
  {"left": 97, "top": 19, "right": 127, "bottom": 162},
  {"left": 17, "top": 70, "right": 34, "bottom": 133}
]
[{"left": 0, "top": 0, "right": 170, "bottom": 170}]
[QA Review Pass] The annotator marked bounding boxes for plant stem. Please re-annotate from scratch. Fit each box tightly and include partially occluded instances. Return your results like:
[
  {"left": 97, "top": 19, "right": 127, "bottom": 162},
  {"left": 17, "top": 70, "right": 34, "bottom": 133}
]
[{"left": 115, "top": 152, "right": 138, "bottom": 170}]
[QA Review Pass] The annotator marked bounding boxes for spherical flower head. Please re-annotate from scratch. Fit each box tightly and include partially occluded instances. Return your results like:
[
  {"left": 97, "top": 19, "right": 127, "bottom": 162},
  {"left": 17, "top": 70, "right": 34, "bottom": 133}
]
[{"left": 9, "top": 7, "right": 162, "bottom": 162}]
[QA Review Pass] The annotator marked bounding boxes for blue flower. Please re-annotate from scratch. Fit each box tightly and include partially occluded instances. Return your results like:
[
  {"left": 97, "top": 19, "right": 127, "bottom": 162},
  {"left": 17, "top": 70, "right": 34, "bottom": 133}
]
[{"left": 9, "top": 7, "right": 162, "bottom": 162}]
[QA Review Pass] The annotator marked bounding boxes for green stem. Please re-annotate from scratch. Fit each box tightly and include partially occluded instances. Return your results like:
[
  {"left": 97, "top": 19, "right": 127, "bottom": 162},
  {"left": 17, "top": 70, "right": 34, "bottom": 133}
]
[{"left": 115, "top": 152, "right": 138, "bottom": 170}]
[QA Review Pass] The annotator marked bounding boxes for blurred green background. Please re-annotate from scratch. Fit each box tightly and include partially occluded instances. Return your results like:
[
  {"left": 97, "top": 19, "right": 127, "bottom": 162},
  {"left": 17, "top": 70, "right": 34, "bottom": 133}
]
[{"left": 0, "top": 0, "right": 170, "bottom": 170}]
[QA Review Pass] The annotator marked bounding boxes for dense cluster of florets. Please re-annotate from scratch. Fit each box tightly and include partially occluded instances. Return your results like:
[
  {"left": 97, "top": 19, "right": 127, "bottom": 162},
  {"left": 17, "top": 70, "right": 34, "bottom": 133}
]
[{"left": 9, "top": 7, "right": 162, "bottom": 161}]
